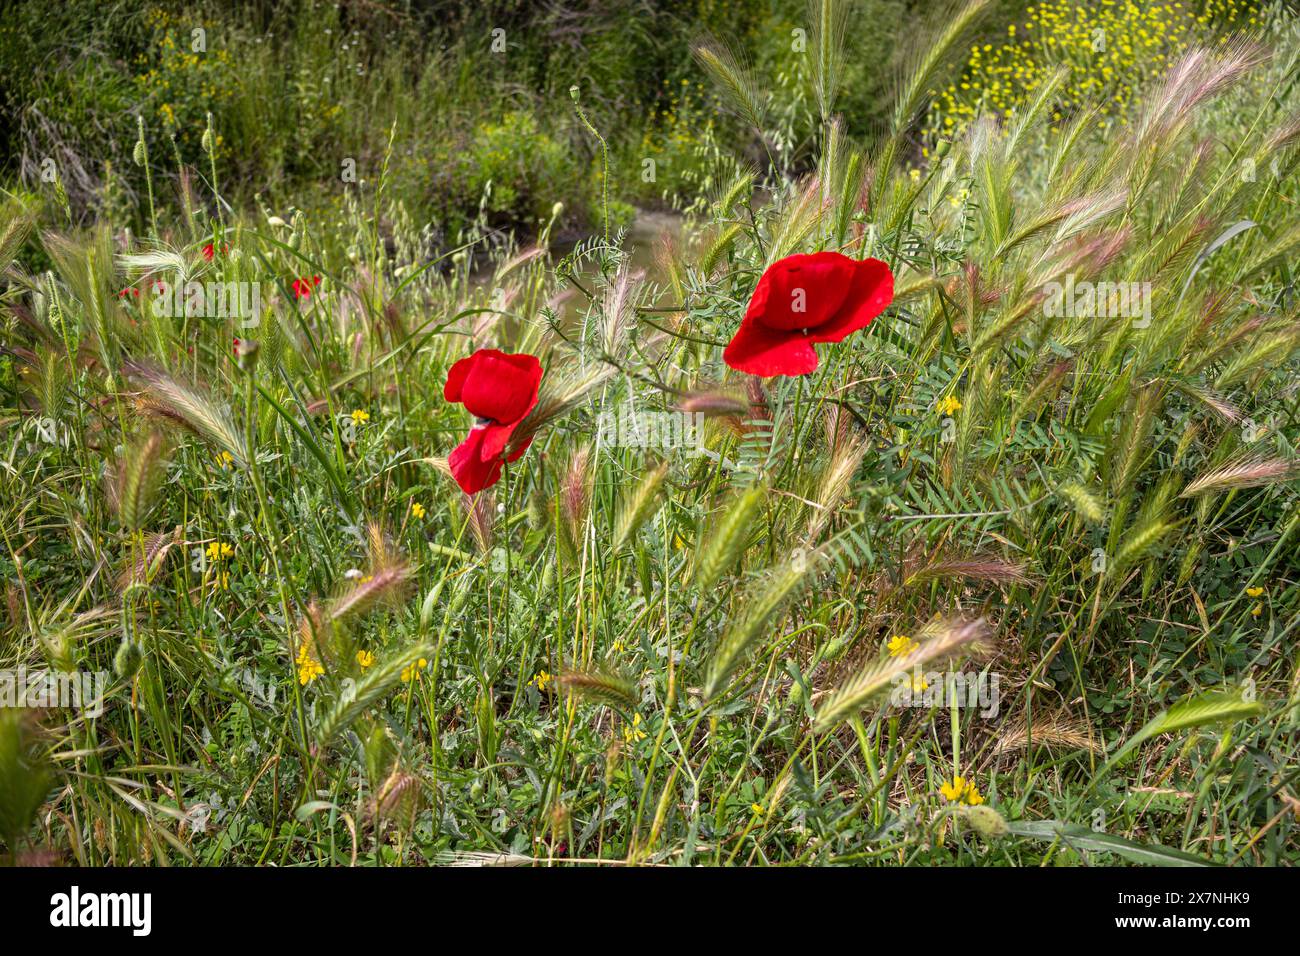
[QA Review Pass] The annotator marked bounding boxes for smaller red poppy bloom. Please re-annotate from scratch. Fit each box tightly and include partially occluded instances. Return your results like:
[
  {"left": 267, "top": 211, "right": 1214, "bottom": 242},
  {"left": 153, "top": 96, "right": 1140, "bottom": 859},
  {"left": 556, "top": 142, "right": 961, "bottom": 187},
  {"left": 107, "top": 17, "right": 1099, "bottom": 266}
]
[
  {"left": 444, "top": 348, "right": 543, "bottom": 495},
  {"left": 291, "top": 276, "right": 321, "bottom": 300},
  {"left": 723, "top": 252, "right": 893, "bottom": 377},
  {"left": 118, "top": 287, "right": 140, "bottom": 300},
  {"left": 202, "top": 242, "right": 229, "bottom": 261}
]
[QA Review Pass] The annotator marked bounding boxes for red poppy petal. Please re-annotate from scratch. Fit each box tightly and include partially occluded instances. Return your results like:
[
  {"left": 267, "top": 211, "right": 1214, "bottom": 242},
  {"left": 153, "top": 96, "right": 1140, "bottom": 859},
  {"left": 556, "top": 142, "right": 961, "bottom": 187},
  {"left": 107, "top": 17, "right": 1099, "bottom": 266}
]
[
  {"left": 747, "top": 252, "right": 857, "bottom": 332},
  {"left": 723, "top": 316, "right": 819, "bottom": 376},
  {"left": 809, "top": 257, "right": 893, "bottom": 345},
  {"left": 458, "top": 349, "right": 543, "bottom": 424},
  {"left": 443, "top": 355, "right": 477, "bottom": 403},
  {"left": 504, "top": 433, "right": 533, "bottom": 464},
  {"left": 478, "top": 420, "right": 519, "bottom": 462},
  {"left": 448, "top": 428, "right": 504, "bottom": 495}
]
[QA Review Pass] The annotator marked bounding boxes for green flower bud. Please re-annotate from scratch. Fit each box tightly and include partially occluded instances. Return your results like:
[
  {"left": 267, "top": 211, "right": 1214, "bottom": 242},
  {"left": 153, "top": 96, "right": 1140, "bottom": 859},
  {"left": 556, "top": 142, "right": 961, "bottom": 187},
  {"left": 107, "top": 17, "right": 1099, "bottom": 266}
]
[
  {"left": 114, "top": 639, "right": 143, "bottom": 680},
  {"left": 963, "top": 804, "right": 1008, "bottom": 840}
]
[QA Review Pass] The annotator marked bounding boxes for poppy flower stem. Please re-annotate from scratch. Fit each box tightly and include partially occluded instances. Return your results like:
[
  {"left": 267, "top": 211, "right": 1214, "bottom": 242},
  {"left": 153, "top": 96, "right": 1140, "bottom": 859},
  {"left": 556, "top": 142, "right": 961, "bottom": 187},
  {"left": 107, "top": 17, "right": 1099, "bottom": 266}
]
[
  {"left": 501, "top": 459, "right": 511, "bottom": 650},
  {"left": 789, "top": 374, "right": 806, "bottom": 468}
]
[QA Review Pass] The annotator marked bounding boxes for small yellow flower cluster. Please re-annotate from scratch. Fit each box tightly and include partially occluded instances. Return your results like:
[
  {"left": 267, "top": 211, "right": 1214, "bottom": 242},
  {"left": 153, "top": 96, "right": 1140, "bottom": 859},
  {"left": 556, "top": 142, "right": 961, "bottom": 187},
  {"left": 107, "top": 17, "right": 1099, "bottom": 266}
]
[
  {"left": 926, "top": 0, "right": 1258, "bottom": 142},
  {"left": 205, "top": 541, "right": 235, "bottom": 562},
  {"left": 400, "top": 657, "right": 429, "bottom": 682},
  {"left": 1247, "top": 585, "right": 1265, "bottom": 617},
  {"left": 350, "top": 408, "right": 370, "bottom": 424},
  {"left": 296, "top": 644, "right": 324, "bottom": 686},
  {"left": 410, "top": 501, "right": 426, "bottom": 520},
  {"left": 940, "top": 775, "right": 985, "bottom": 806},
  {"left": 356, "top": 649, "right": 375, "bottom": 669},
  {"left": 623, "top": 713, "right": 647, "bottom": 743},
  {"left": 528, "top": 670, "right": 552, "bottom": 692},
  {"left": 937, "top": 395, "right": 963, "bottom": 417}
]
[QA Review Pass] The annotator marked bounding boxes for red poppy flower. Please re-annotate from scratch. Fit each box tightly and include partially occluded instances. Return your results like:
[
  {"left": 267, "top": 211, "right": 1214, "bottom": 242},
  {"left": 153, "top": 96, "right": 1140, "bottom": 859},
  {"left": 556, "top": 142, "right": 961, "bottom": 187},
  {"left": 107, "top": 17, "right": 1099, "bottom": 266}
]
[
  {"left": 202, "top": 242, "right": 229, "bottom": 261},
  {"left": 723, "top": 252, "right": 893, "bottom": 377},
  {"left": 444, "top": 348, "right": 543, "bottom": 494},
  {"left": 118, "top": 287, "right": 140, "bottom": 300},
  {"left": 291, "top": 276, "right": 321, "bottom": 300}
]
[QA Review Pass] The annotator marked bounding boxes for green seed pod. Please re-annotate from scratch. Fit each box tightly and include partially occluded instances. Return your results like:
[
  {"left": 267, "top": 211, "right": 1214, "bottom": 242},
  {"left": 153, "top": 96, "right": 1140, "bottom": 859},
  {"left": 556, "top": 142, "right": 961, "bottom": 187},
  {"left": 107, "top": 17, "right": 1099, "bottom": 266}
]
[
  {"left": 114, "top": 639, "right": 143, "bottom": 680},
  {"left": 787, "top": 678, "right": 804, "bottom": 708},
  {"left": 133, "top": 139, "right": 147, "bottom": 167},
  {"left": 963, "top": 804, "right": 1008, "bottom": 839}
]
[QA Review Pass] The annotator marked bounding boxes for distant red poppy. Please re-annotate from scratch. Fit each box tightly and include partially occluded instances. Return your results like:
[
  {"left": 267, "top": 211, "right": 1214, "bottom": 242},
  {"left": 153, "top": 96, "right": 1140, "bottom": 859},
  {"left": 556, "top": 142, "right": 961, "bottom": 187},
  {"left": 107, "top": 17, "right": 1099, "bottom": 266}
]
[
  {"left": 723, "top": 252, "right": 893, "bottom": 377},
  {"left": 444, "top": 348, "right": 543, "bottom": 494},
  {"left": 291, "top": 276, "right": 321, "bottom": 300},
  {"left": 118, "top": 287, "right": 140, "bottom": 300},
  {"left": 202, "top": 242, "right": 229, "bottom": 261}
]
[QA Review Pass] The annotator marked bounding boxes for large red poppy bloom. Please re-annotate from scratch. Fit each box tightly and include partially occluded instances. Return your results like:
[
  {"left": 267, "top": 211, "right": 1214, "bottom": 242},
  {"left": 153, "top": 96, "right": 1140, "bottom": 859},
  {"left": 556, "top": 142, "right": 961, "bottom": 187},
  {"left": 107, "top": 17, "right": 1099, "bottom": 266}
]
[
  {"left": 723, "top": 252, "right": 893, "bottom": 376},
  {"left": 444, "top": 348, "right": 543, "bottom": 494}
]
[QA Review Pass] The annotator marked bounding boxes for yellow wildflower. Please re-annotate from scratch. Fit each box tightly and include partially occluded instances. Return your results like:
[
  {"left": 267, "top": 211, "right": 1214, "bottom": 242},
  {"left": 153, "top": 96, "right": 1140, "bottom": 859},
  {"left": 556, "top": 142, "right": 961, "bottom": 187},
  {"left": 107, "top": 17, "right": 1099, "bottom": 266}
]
[
  {"left": 356, "top": 649, "right": 375, "bottom": 669},
  {"left": 296, "top": 644, "right": 324, "bottom": 685},
  {"left": 937, "top": 395, "right": 963, "bottom": 416},
  {"left": 940, "top": 775, "right": 985, "bottom": 806},
  {"left": 887, "top": 634, "right": 918, "bottom": 657},
  {"left": 411, "top": 501, "right": 426, "bottom": 519},
  {"left": 528, "top": 670, "right": 552, "bottom": 692},
  {"left": 623, "top": 713, "right": 647, "bottom": 743},
  {"left": 1245, "top": 586, "right": 1264, "bottom": 598},
  {"left": 940, "top": 776, "right": 967, "bottom": 802},
  {"left": 206, "top": 541, "right": 235, "bottom": 562},
  {"left": 350, "top": 408, "right": 370, "bottom": 424}
]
